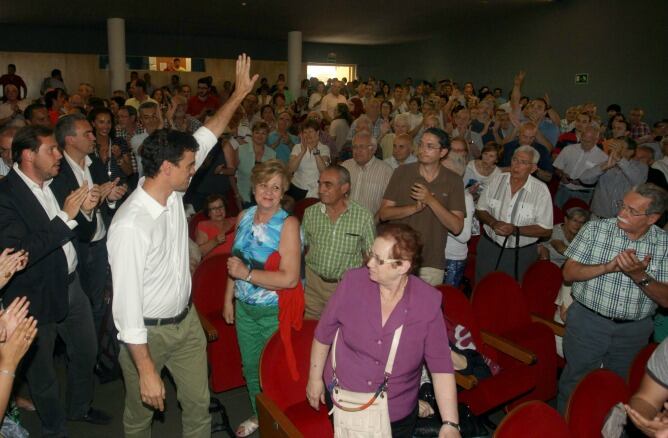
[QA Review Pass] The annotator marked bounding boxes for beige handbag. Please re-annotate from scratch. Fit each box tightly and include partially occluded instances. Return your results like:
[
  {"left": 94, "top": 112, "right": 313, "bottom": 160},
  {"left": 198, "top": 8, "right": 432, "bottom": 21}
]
[{"left": 329, "top": 325, "right": 404, "bottom": 438}]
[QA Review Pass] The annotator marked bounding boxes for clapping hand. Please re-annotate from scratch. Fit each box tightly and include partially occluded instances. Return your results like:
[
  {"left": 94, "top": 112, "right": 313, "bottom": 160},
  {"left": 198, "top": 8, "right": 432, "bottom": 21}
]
[
  {"left": 0, "top": 317, "right": 38, "bottom": 372},
  {"left": 0, "top": 249, "right": 28, "bottom": 289},
  {"left": 0, "top": 296, "right": 30, "bottom": 342}
]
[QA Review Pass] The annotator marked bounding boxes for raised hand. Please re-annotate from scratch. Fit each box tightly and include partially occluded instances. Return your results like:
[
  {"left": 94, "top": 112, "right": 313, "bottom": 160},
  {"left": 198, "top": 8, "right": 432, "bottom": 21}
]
[
  {"left": 232, "top": 54, "right": 259, "bottom": 99},
  {"left": 82, "top": 184, "right": 101, "bottom": 213},
  {"left": 514, "top": 70, "right": 526, "bottom": 86}
]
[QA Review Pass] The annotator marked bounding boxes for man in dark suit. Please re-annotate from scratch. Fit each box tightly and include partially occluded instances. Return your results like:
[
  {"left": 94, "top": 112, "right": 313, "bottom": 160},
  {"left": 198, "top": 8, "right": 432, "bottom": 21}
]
[
  {"left": 0, "top": 125, "right": 109, "bottom": 437},
  {"left": 52, "top": 114, "right": 127, "bottom": 339}
]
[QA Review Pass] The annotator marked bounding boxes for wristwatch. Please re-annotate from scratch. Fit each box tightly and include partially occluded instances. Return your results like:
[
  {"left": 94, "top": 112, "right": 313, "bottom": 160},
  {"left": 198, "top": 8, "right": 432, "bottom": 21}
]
[
  {"left": 636, "top": 275, "right": 653, "bottom": 288},
  {"left": 442, "top": 420, "right": 460, "bottom": 431}
]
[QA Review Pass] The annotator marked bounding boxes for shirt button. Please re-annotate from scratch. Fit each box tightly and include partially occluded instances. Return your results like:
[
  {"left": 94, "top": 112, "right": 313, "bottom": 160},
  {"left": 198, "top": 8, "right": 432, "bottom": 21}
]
[
  {"left": 377, "top": 339, "right": 382, "bottom": 345},
  {"left": 375, "top": 361, "right": 380, "bottom": 366},
  {"left": 367, "top": 381, "right": 373, "bottom": 386}
]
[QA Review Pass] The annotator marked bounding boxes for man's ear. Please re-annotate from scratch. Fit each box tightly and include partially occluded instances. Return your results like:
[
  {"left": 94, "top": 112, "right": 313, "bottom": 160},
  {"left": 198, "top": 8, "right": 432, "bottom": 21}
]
[{"left": 159, "top": 160, "right": 172, "bottom": 177}]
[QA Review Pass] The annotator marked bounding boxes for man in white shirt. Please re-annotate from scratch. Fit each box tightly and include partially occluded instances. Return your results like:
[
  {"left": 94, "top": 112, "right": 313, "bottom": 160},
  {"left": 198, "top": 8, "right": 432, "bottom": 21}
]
[
  {"left": 0, "top": 125, "right": 107, "bottom": 436},
  {"left": 476, "top": 146, "right": 553, "bottom": 282},
  {"left": 319, "top": 80, "right": 347, "bottom": 122},
  {"left": 384, "top": 133, "right": 417, "bottom": 169},
  {"left": 107, "top": 54, "right": 257, "bottom": 438},
  {"left": 553, "top": 126, "right": 608, "bottom": 208},
  {"left": 53, "top": 114, "right": 127, "bottom": 350}
]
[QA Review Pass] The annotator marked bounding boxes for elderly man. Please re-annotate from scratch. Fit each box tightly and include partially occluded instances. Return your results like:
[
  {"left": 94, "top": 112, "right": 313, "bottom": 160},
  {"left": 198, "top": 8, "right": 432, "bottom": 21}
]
[
  {"left": 553, "top": 125, "right": 609, "bottom": 207},
  {"left": 380, "top": 127, "right": 465, "bottom": 285},
  {"left": 341, "top": 131, "right": 393, "bottom": 217},
  {"left": 584, "top": 138, "right": 647, "bottom": 218},
  {"left": 384, "top": 133, "right": 417, "bottom": 169},
  {"left": 302, "top": 165, "right": 375, "bottom": 319},
  {"left": 319, "top": 80, "right": 347, "bottom": 122},
  {"left": 500, "top": 121, "right": 554, "bottom": 182},
  {"left": 628, "top": 108, "right": 653, "bottom": 144},
  {"left": 476, "top": 146, "right": 553, "bottom": 282},
  {"left": 556, "top": 184, "right": 668, "bottom": 413},
  {"left": 379, "top": 113, "right": 411, "bottom": 160}
]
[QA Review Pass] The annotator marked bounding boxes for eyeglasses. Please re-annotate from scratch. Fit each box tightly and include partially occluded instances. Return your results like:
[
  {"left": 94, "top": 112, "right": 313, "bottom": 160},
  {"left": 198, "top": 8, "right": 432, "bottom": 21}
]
[
  {"left": 209, "top": 206, "right": 225, "bottom": 212},
  {"left": 364, "top": 250, "right": 402, "bottom": 266},
  {"left": 511, "top": 157, "right": 532, "bottom": 166},
  {"left": 352, "top": 144, "right": 373, "bottom": 150},
  {"left": 418, "top": 143, "right": 441, "bottom": 151},
  {"left": 615, "top": 200, "right": 650, "bottom": 216}
]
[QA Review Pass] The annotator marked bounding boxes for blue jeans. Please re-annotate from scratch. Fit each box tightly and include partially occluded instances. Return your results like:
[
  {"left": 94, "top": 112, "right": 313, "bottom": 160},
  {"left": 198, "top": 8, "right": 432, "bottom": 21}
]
[{"left": 443, "top": 259, "right": 467, "bottom": 287}]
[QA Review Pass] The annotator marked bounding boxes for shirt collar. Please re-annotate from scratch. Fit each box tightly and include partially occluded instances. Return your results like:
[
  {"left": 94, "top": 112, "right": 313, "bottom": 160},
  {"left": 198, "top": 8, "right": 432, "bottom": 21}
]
[
  {"left": 63, "top": 151, "right": 92, "bottom": 172},
  {"left": 505, "top": 172, "right": 535, "bottom": 194},
  {"left": 136, "top": 177, "right": 171, "bottom": 220},
  {"left": 13, "top": 162, "right": 53, "bottom": 189}
]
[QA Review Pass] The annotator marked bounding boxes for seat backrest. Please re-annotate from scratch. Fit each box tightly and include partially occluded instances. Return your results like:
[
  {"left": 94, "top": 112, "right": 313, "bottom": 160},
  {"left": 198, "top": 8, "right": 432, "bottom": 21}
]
[
  {"left": 293, "top": 198, "right": 319, "bottom": 222},
  {"left": 188, "top": 211, "right": 208, "bottom": 240},
  {"left": 191, "top": 254, "right": 229, "bottom": 315},
  {"left": 260, "top": 319, "right": 318, "bottom": 410},
  {"left": 562, "top": 197, "right": 590, "bottom": 212},
  {"left": 628, "top": 342, "right": 658, "bottom": 393},
  {"left": 553, "top": 205, "right": 564, "bottom": 225},
  {"left": 521, "top": 260, "right": 563, "bottom": 319},
  {"left": 566, "top": 369, "right": 631, "bottom": 438},
  {"left": 437, "top": 284, "right": 498, "bottom": 362},
  {"left": 471, "top": 272, "right": 531, "bottom": 335},
  {"left": 495, "top": 400, "right": 572, "bottom": 438}
]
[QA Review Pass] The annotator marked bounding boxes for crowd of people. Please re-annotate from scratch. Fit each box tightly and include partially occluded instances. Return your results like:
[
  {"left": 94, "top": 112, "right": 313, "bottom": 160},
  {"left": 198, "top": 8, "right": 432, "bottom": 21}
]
[{"left": 0, "top": 54, "right": 667, "bottom": 438}]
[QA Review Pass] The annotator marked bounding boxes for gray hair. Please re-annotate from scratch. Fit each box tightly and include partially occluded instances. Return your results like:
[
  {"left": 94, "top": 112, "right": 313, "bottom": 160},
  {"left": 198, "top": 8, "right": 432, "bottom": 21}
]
[
  {"left": 325, "top": 164, "right": 351, "bottom": 188},
  {"left": 565, "top": 207, "right": 591, "bottom": 221},
  {"left": 631, "top": 183, "right": 668, "bottom": 215},
  {"left": 637, "top": 145, "right": 655, "bottom": 160},
  {"left": 513, "top": 145, "right": 539, "bottom": 164},
  {"left": 55, "top": 113, "right": 87, "bottom": 148},
  {"left": 138, "top": 101, "right": 159, "bottom": 113},
  {"left": 353, "top": 130, "right": 377, "bottom": 147}
]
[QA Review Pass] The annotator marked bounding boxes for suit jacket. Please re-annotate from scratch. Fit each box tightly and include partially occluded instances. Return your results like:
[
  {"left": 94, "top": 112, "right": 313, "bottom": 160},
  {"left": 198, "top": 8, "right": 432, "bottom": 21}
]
[
  {"left": 50, "top": 154, "right": 115, "bottom": 240},
  {"left": 0, "top": 170, "right": 88, "bottom": 324}
]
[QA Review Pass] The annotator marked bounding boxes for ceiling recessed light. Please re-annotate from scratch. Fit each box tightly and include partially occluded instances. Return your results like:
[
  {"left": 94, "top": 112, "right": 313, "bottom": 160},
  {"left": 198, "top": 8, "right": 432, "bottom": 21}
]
[{"left": 241, "top": 2, "right": 246, "bottom": 5}]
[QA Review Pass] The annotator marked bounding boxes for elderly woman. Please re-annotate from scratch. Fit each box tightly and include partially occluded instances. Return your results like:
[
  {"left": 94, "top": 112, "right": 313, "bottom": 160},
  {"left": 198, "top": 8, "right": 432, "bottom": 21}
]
[
  {"left": 287, "top": 119, "right": 331, "bottom": 201},
  {"left": 195, "top": 194, "right": 236, "bottom": 258},
  {"left": 0, "top": 84, "right": 29, "bottom": 127},
  {"left": 236, "top": 121, "right": 276, "bottom": 208},
  {"left": 307, "top": 224, "right": 460, "bottom": 438},
  {"left": 223, "top": 159, "right": 301, "bottom": 437}
]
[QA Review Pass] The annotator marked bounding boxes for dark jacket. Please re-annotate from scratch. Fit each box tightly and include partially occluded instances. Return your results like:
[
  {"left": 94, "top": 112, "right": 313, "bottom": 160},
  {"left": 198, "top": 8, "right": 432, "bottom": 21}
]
[{"left": 0, "top": 170, "right": 92, "bottom": 324}]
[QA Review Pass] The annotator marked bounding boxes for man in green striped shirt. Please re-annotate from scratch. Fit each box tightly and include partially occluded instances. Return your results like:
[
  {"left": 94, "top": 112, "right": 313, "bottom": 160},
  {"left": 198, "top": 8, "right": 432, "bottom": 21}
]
[{"left": 302, "top": 165, "right": 375, "bottom": 319}]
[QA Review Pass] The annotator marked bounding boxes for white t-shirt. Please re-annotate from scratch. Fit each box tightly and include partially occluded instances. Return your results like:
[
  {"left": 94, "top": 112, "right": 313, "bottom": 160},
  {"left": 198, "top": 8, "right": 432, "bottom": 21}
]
[
  {"left": 320, "top": 93, "right": 347, "bottom": 120},
  {"left": 553, "top": 143, "right": 608, "bottom": 190},
  {"left": 290, "top": 142, "right": 330, "bottom": 198},
  {"left": 445, "top": 191, "right": 475, "bottom": 260}
]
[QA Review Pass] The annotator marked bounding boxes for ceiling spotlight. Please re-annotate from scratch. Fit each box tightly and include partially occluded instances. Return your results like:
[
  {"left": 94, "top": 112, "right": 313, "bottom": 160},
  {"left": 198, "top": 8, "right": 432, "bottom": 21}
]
[{"left": 241, "top": 1, "right": 246, "bottom": 5}]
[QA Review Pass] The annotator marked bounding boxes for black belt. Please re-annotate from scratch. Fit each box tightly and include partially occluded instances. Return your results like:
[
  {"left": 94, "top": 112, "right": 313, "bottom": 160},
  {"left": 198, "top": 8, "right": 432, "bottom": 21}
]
[
  {"left": 318, "top": 273, "right": 339, "bottom": 283},
  {"left": 144, "top": 304, "right": 191, "bottom": 326},
  {"left": 579, "top": 302, "right": 637, "bottom": 324}
]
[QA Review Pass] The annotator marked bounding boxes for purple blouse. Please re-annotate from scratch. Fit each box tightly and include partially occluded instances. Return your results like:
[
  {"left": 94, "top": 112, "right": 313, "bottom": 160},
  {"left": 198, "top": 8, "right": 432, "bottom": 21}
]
[{"left": 315, "top": 267, "right": 453, "bottom": 422}]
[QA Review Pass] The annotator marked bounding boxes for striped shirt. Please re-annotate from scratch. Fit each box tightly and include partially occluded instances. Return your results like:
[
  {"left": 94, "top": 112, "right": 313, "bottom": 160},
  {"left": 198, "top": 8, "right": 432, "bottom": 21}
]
[
  {"left": 302, "top": 200, "right": 375, "bottom": 280},
  {"left": 565, "top": 218, "right": 668, "bottom": 320},
  {"left": 342, "top": 157, "right": 394, "bottom": 215},
  {"left": 477, "top": 172, "right": 553, "bottom": 247}
]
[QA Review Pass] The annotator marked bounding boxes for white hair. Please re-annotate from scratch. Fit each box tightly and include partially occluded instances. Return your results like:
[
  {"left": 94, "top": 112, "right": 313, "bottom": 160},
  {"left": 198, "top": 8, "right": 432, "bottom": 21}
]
[{"left": 513, "top": 145, "right": 540, "bottom": 164}]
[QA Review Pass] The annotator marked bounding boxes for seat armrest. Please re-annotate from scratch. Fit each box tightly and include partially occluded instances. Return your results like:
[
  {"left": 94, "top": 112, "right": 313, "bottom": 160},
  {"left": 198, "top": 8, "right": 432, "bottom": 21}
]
[
  {"left": 256, "top": 393, "right": 304, "bottom": 438},
  {"left": 481, "top": 330, "right": 537, "bottom": 365},
  {"left": 531, "top": 314, "right": 565, "bottom": 337},
  {"left": 194, "top": 306, "right": 219, "bottom": 342},
  {"left": 455, "top": 372, "right": 478, "bottom": 390}
]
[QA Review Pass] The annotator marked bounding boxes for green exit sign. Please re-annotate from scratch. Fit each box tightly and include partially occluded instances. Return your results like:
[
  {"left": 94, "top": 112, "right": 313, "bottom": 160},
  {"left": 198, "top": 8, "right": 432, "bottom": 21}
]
[{"left": 575, "top": 73, "right": 589, "bottom": 85}]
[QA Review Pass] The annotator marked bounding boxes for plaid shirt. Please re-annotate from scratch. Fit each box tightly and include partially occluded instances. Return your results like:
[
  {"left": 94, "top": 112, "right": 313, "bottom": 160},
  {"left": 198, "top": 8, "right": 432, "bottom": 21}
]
[
  {"left": 565, "top": 218, "right": 668, "bottom": 320},
  {"left": 302, "top": 200, "right": 375, "bottom": 280},
  {"left": 630, "top": 121, "right": 651, "bottom": 140}
]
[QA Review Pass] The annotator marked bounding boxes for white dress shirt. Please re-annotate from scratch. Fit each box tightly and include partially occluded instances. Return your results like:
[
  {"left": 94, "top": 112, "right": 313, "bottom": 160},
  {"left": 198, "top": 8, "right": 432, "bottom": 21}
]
[
  {"left": 108, "top": 127, "right": 217, "bottom": 344},
  {"left": 477, "top": 172, "right": 553, "bottom": 248},
  {"left": 0, "top": 159, "right": 10, "bottom": 177},
  {"left": 553, "top": 143, "right": 608, "bottom": 190},
  {"left": 13, "top": 164, "right": 79, "bottom": 273},
  {"left": 63, "top": 152, "right": 108, "bottom": 242}
]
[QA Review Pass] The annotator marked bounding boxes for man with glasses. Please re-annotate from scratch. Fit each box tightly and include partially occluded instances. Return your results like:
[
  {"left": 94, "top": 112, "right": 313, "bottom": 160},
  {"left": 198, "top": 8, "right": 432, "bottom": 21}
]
[
  {"left": 342, "top": 131, "right": 393, "bottom": 217},
  {"left": 583, "top": 137, "right": 647, "bottom": 219},
  {"left": 130, "top": 102, "right": 163, "bottom": 178},
  {"left": 187, "top": 77, "right": 221, "bottom": 121},
  {"left": 380, "top": 127, "right": 465, "bottom": 285},
  {"left": 475, "top": 146, "right": 553, "bottom": 282},
  {"left": 557, "top": 183, "right": 668, "bottom": 413}
]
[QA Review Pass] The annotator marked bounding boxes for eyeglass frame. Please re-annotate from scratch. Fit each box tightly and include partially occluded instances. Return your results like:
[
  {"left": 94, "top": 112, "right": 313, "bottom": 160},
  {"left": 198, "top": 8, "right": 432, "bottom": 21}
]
[
  {"left": 364, "top": 250, "right": 403, "bottom": 266},
  {"left": 615, "top": 200, "right": 652, "bottom": 217}
]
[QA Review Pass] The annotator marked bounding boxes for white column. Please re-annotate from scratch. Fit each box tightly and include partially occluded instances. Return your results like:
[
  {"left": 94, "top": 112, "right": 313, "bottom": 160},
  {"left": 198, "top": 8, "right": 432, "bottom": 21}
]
[
  {"left": 287, "top": 31, "right": 302, "bottom": 98},
  {"left": 107, "top": 18, "right": 126, "bottom": 96}
]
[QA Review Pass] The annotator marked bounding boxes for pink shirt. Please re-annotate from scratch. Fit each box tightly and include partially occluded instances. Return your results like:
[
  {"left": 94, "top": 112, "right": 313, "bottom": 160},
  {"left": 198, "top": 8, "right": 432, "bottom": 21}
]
[{"left": 315, "top": 267, "right": 453, "bottom": 421}]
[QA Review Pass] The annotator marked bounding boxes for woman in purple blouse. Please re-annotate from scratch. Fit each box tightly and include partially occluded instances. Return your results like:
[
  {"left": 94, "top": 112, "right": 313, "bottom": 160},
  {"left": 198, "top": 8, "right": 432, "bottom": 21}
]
[{"left": 306, "top": 224, "right": 461, "bottom": 438}]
